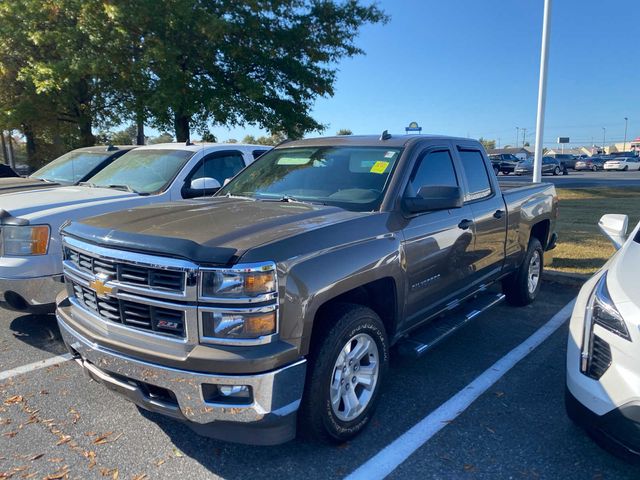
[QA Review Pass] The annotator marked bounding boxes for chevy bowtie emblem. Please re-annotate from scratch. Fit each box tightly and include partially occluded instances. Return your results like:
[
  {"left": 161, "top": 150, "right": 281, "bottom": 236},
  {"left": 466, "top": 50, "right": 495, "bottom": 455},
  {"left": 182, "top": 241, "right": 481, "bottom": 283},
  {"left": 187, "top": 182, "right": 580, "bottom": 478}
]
[{"left": 90, "top": 274, "right": 113, "bottom": 297}]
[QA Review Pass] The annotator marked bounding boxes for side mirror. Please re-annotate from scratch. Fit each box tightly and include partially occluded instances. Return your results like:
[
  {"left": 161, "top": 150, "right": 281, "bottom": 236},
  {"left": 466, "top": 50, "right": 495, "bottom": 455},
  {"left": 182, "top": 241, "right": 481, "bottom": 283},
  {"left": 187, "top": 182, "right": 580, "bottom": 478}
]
[
  {"left": 403, "top": 186, "right": 463, "bottom": 214},
  {"left": 598, "top": 213, "right": 628, "bottom": 250},
  {"left": 183, "top": 177, "right": 221, "bottom": 199}
]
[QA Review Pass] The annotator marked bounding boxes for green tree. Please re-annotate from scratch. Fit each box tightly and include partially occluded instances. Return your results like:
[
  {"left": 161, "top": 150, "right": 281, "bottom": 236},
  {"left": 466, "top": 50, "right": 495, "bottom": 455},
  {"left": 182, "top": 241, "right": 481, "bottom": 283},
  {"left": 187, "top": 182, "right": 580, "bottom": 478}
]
[
  {"left": 148, "top": 132, "right": 174, "bottom": 144},
  {"left": 479, "top": 137, "right": 496, "bottom": 151},
  {"left": 132, "top": 1, "right": 387, "bottom": 141},
  {"left": 336, "top": 129, "right": 353, "bottom": 135}
]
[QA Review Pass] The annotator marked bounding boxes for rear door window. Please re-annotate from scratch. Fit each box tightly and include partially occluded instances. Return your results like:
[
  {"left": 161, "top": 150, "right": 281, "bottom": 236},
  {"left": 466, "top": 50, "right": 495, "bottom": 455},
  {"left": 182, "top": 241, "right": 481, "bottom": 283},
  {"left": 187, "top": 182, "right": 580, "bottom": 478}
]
[{"left": 458, "top": 149, "right": 492, "bottom": 201}]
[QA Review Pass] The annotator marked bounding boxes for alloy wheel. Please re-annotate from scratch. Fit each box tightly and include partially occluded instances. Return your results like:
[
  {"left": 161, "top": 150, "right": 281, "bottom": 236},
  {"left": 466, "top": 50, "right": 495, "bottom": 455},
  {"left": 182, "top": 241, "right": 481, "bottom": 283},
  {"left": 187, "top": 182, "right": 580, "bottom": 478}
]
[{"left": 330, "top": 333, "right": 380, "bottom": 422}]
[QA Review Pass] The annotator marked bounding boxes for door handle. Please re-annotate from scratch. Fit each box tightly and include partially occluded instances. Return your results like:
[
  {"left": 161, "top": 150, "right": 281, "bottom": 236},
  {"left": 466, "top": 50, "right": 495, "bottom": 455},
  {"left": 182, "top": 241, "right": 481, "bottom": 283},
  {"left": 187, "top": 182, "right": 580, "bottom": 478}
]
[
  {"left": 493, "top": 209, "right": 505, "bottom": 219},
  {"left": 458, "top": 219, "right": 473, "bottom": 230}
]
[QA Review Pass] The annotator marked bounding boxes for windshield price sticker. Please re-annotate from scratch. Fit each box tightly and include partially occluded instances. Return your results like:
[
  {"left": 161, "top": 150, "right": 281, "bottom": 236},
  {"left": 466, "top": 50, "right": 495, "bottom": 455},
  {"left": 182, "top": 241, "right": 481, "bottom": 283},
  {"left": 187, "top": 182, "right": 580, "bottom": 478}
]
[{"left": 370, "top": 161, "right": 390, "bottom": 174}]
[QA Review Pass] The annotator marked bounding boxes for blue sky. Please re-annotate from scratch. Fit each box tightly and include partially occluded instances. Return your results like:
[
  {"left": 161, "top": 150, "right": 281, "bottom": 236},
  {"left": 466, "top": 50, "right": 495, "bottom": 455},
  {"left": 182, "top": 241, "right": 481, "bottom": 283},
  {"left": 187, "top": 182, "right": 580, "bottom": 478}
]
[{"left": 214, "top": 0, "right": 639, "bottom": 148}]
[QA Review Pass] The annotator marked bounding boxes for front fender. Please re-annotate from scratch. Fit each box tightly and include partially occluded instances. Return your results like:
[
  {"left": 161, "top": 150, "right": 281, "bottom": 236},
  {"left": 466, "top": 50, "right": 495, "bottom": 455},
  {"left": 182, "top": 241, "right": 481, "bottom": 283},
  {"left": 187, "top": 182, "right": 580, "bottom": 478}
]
[{"left": 278, "top": 233, "right": 404, "bottom": 356}]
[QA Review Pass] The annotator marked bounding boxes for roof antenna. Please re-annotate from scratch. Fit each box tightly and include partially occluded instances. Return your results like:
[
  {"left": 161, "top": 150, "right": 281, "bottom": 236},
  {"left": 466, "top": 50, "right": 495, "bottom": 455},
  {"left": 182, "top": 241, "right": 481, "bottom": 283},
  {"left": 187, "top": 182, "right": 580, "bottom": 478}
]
[{"left": 380, "top": 130, "right": 392, "bottom": 141}]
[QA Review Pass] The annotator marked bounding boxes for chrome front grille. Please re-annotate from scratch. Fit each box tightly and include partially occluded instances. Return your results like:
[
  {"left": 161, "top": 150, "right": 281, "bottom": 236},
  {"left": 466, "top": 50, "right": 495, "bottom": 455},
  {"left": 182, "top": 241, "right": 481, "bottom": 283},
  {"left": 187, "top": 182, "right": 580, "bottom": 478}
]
[
  {"left": 71, "top": 281, "right": 186, "bottom": 337},
  {"left": 65, "top": 247, "right": 185, "bottom": 292}
]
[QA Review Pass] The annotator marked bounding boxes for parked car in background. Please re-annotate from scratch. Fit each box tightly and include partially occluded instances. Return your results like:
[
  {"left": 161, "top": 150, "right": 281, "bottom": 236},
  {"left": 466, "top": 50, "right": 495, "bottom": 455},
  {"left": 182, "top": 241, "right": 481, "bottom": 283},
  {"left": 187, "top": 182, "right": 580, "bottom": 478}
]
[
  {"left": 575, "top": 156, "right": 605, "bottom": 171},
  {"left": 56, "top": 134, "right": 558, "bottom": 445},
  {"left": 0, "top": 146, "right": 135, "bottom": 195},
  {"left": 549, "top": 153, "right": 577, "bottom": 170},
  {"left": 0, "top": 142, "right": 270, "bottom": 314},
  {"left": 603, "top": 156, "right": 640, "bottom": 171},
  {"left": 566, "top": 214, "right": 640, "bottom": 461},
  {"left": 514, "top": 156, "right": 564, "bottom": 176},
  {"left": 489, "top": 153, "right": 520, "bottom": 175},
  {"left": 0, "top": 163, "right": 19, "bottom": 178}
]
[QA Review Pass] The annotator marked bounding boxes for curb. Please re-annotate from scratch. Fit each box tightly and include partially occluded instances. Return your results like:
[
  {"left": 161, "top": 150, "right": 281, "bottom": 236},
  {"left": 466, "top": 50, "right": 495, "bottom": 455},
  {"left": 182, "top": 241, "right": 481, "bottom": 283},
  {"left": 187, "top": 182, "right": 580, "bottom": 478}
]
[{"left": 543, "top": 269, "right": 591, "bottom": 286}]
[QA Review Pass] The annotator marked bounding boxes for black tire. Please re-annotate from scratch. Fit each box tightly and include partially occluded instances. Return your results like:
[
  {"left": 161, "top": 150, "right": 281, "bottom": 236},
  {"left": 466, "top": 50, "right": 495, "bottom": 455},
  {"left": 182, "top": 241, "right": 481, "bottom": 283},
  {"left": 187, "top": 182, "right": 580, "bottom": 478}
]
[
  {"left": 592, "top": 165, "right": 597, "bottom": 172},
  {"left": 553, "top": 166, "right": 560, "bottom": 176},
  {"left": 502, "top": 237, "right": 543, "bottom": 306},
  {"left": 299, "top": 303, "right": 389, "bottom": 444},
  {"left": 624, "top": 165, "right": 629, "bottom": 171}
]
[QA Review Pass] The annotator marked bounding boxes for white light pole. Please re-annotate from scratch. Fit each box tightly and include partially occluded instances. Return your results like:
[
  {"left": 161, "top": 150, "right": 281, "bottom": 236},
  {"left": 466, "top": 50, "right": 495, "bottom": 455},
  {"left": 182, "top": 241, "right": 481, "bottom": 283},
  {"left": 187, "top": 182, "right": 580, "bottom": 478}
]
[
  {"left": 602, "top": 127, "right": 606, "bottom": 154},
  {"left": 533, "top": 0, "right": 552, "bottom": 183},
  {"left": 624, "top": 117, "right": 628, "bottom": 152}
]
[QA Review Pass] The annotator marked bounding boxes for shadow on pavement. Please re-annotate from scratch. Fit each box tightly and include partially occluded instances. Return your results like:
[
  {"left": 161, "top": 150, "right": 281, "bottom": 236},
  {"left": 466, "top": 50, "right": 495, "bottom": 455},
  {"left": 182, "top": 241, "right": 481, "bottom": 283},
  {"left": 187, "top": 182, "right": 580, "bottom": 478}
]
[
  {"left": 137, "top": 408, "right": 350, "bottom": 479},
  {"left": 9, "top": 313, "right": 67, "bottom": 356}
]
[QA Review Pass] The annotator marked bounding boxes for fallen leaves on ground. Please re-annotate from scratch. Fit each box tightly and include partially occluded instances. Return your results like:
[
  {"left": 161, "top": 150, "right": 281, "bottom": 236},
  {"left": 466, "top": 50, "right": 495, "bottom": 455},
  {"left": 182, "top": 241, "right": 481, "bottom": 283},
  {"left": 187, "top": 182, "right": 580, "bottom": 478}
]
[
  {"left": 92, "top": 432, "right": 123, "bottom": 445},
  {"left": 99, "top": 468, "right": 118, "bottom": 479},
  {"left": 43, "top": 465, "right": 69, "bottom": 480},
  {"left": 3, "top": 396, "right": 23, "bottom": 406}
]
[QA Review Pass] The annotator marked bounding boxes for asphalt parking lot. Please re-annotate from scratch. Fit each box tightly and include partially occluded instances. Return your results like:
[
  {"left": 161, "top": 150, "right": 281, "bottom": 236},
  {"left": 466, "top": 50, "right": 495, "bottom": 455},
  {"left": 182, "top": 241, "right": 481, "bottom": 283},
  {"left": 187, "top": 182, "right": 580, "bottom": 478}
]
[
  {"left": 499, "top": 169, "right": 640, "bottom": 188},
  {"left": 1, "top": 282, "right": 638, "bottom": 479}
]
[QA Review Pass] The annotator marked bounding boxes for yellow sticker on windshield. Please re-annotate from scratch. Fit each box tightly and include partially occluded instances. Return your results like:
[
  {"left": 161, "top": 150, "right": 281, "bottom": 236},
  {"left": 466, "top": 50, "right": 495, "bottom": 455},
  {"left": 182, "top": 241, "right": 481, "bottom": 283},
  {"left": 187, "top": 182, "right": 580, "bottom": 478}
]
[{"left": 370, "top": 161, "right": 389, "bottom": 174}]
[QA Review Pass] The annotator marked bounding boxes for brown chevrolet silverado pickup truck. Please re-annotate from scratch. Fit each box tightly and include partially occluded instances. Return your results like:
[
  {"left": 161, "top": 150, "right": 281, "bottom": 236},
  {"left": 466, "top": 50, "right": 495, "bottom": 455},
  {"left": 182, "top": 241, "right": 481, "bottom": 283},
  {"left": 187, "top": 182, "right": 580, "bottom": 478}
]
[{"left": 56, "top": 134, "right": 558, "bottom": 445}]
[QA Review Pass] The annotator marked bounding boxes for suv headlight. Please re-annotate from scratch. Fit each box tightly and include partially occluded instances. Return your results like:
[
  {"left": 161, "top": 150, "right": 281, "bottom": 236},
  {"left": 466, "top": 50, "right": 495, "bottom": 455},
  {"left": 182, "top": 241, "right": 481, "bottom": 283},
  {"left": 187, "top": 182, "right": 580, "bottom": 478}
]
[
  {"left": 590, "top": 273, "right": 630, "bottom": 340},
  {"left": 1, "top": 225, "right": 50, "bottom": 256}
]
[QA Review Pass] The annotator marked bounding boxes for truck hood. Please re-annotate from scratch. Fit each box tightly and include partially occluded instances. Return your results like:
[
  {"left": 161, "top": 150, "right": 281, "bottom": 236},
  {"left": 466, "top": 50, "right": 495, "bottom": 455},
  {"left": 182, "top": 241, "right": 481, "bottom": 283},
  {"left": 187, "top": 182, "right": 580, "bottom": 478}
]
[
  {"left": 63, "top": 197, "right": 367, "bottom": 265},
  {"left": 0, "top": 177, "right": 59, "bottom": 194},
  {"left": 0, "top": 185, "right": 138, "bottom": 222}
]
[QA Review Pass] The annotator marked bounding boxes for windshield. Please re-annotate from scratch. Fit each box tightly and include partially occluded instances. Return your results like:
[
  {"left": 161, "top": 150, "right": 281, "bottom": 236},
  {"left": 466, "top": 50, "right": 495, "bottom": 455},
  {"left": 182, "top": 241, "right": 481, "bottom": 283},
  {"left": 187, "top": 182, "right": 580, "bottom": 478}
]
[
  {"left": 88, "top": 149, "right": 194, "bottom": 194},
  {"left": 219, "top": 146, "right": 402, "bottom": 211},
  {"left": 31, "top": 151, "right": 111, "bottom": 183}
]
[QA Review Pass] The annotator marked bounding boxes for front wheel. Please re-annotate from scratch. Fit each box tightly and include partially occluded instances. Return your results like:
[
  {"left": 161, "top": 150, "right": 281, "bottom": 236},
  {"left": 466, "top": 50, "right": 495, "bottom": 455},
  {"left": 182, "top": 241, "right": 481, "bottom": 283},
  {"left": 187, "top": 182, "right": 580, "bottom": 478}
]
[
  {"left": 592, "top": 165, "right": 597, "bottom": 172},
  {"left": 502, "top": 237, "right": 543, "bottom": 306},
  {"left": 553, "top": 166, "right": 560, "bottom": 176},
  {"left": 624, "top": 165, "right": 629, "bottom": 171},
  {"left": 299, "top": 303, "right": 389, "bottom": 443}
]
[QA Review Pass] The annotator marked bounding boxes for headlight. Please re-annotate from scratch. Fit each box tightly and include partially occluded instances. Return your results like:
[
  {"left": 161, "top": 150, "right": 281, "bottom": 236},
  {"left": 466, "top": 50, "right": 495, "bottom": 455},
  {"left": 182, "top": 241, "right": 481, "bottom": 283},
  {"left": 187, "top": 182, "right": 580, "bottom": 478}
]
[
  {"left": 201, "top": 308, "right": 277, "bottom": 341},
  {"left": 1, "top": 225, "right": 50, "bottom": 256},
  {"left": 590, "top": 273, "right": 630, "bottom": 340},
  {"left": 200, "top": 263, "right": 276, "bottom": 299}
]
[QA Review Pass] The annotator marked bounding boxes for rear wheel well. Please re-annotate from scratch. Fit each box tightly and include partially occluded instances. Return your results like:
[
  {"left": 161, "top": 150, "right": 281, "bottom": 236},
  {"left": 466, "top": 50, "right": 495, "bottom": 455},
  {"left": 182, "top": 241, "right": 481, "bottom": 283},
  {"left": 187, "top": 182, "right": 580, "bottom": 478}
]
[
  {"left": 310, "top": 278, "right": 397, "bottom": 349},
  {"left": 530, "top": 220, "right": 550, "bottom": 249}
]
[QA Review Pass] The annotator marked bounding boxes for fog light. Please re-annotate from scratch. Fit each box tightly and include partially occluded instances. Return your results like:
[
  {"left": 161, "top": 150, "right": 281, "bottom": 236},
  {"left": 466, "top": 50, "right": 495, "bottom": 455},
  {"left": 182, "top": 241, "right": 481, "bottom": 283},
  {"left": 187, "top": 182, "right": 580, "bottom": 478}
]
[
  {"left": 202, "top": 383, "right": 252, "bottom": 404},
  {"left": 219, "top": 385, "right": 250, "bottom": 398}
]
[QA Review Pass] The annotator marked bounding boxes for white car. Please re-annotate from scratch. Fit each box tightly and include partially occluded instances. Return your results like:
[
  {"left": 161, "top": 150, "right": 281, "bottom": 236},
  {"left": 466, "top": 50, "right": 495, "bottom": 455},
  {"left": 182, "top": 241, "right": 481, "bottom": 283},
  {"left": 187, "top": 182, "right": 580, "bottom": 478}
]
[
  {"left": 566, "top": 213, "right": 640, "bottom": 459},
  {"left": 603, "top": 156, "right": 640, "bottom": 171},
  {"left": 0, "top": 142, "right": 270, "bottom": 313}
]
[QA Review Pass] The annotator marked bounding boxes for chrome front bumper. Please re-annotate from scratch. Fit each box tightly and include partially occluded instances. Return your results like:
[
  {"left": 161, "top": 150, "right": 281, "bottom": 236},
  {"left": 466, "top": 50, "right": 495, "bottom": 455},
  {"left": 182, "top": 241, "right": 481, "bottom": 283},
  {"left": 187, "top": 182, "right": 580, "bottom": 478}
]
[
  {"left": 57, "top": 313, "right": 307, "bottom": 444},
  {"left": 0, "top": 274, "right": 64, "bottom": 312}
]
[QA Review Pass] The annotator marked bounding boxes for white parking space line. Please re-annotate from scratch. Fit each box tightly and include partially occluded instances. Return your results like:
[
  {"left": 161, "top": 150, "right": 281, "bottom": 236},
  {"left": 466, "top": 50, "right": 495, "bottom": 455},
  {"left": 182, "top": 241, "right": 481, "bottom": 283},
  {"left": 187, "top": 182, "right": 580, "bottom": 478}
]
[
  {"left": 0, "top": 353, "right": 73, "bottom": 382},
  {"left": 346, "top": 299, "right": 576, "bottom": 480}
]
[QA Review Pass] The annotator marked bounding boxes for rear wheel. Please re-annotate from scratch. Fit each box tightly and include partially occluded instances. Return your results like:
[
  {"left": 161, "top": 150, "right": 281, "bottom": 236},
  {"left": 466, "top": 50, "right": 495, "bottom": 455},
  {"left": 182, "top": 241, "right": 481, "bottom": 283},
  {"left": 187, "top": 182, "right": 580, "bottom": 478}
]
[
  {"left": 502, "top": 237, "right": 543, "bottom": 306},
  {"left": 299, "top": 303, "right": 389, "bottom": 443}
]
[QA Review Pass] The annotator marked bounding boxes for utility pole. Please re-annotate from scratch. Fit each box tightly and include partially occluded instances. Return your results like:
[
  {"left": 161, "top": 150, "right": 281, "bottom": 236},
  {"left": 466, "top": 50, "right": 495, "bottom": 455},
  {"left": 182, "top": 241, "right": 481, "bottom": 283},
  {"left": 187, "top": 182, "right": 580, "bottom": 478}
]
[
  {"left": 516, "top": 127, "right": 520, "bottom": 149},
  {"left": 533, "top": 0, "right": 552, "bottom": 183},
  {"left": 624, "top": 117, "right": 628, "bottom": 152},
  {"left": 6, "top": 130, "right": 15, "bottom": 170},
  {"left": 522, "top": 128, "right": 527, "bottom": 147},
  {"left": 602, "top": 127, "right": 606, "bottom": 154},
  {"left": 0, "top": 132, "right": 6, "bottom": 165}
]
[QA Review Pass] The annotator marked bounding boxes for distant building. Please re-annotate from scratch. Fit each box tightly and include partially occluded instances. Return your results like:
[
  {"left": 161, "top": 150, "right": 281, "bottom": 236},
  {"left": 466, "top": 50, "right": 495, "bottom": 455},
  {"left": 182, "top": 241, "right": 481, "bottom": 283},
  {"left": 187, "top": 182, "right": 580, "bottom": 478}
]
[
  {"left": 545, "top": 146, "right": 588, "bottom": 157},
  {"left": 487, "top": 147, "right": 533, "bottom": 161}
]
